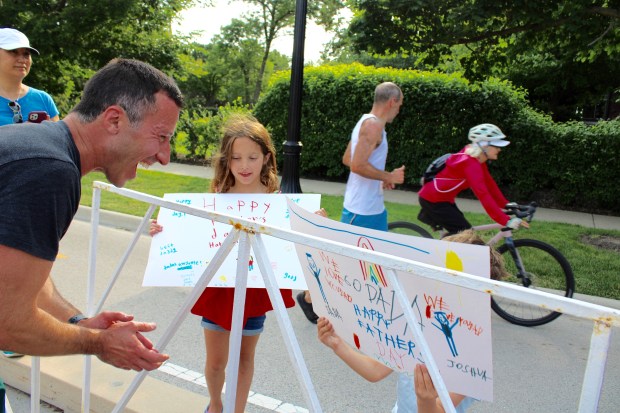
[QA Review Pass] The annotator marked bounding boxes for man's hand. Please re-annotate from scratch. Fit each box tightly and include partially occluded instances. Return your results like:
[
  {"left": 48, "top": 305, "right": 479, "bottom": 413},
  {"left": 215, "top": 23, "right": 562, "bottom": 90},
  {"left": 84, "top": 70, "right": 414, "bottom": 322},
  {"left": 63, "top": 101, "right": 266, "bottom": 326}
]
[
  {"left": 383, "top": 165, "right": 405, "bottom": 189},
  {"left": 97, "top": 321, "right": 169, "bottom": 371},
  {"left": 78, "top": 311, "right": 134, "bottom": 329}
]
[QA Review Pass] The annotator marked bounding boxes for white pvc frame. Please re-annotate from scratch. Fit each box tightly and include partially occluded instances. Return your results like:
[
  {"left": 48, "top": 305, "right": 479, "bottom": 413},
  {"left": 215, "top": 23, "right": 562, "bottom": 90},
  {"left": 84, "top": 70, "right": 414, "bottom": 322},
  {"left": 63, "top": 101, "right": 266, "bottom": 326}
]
[{"left": 24, "top": 181, "right": 620, "bottom": 413}]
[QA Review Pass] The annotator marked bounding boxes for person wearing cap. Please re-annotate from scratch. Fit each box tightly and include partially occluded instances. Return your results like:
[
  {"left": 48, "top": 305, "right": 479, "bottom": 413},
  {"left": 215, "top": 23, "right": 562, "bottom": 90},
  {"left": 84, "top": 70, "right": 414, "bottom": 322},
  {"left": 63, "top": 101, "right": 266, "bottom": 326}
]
[
  {"left": 0, "top": 27, "right": 59, "bottom": 125},
  {"left": 417, "top": 123, "right": 529, "bottom": 236}
]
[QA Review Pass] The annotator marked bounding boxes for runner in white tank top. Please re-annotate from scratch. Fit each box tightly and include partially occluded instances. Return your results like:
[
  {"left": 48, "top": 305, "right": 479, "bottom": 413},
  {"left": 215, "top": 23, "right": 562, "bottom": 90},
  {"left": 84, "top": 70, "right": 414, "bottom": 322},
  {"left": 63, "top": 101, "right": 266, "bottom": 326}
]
[
  {"left": 340, "top": 82, "right": 405, "bottom": 231},
  {"left": 343, "top": 113, "right": 388, "bottom": 215},
  {"left": 299, "top": 82, "right": 406, "bottom": 325}
]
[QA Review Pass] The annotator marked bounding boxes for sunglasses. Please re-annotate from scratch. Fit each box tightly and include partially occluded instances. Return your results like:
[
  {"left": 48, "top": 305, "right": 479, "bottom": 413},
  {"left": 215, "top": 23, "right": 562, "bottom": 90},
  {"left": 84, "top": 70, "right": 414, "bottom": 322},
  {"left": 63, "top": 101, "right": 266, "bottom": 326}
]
[{"left": 8, "top": 100, "right": 23, "bottom": 123}]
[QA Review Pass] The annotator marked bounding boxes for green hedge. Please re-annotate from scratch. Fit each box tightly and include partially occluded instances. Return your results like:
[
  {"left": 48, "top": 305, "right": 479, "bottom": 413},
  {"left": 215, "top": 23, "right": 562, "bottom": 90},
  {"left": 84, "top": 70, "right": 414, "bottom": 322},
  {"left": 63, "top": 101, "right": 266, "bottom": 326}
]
[
  {"left": 253, "top": 63, "right": 620, "bottom": 214},
  {"left": 548, "top": 120, "right": 620, "bottom": 211},
  {"left": 174, "top": 99, "right": 252, "bottom": 162}
]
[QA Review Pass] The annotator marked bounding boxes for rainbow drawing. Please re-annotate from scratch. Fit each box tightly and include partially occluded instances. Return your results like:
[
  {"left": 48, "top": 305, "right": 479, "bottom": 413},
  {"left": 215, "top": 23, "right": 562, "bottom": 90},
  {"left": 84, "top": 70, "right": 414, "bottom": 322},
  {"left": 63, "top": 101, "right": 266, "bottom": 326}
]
[{"left": 357, "top": 237, "right": 388, "bottom": 287}]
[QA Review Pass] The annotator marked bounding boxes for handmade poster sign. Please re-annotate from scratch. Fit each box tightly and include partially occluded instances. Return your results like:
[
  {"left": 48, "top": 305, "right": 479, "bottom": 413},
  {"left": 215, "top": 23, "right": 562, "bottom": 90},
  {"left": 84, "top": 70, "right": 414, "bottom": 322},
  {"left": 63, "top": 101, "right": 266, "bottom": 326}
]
[
  {"left": 288, "top": 200, "right": 493, "bottom": 401},
  {"left": 143, "top": 193, "right": 321, "bottom": 288}
]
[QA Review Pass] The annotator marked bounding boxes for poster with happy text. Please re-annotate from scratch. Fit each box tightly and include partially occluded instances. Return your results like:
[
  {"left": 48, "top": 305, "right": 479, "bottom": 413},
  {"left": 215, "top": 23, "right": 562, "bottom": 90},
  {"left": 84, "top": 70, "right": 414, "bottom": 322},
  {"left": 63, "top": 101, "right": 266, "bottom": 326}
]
[
  {"left": 288, "top": 199, "right": 493, "bottom": 401},
  {"left": 143, "top": 193, "right": 320, "bottom": 288}
]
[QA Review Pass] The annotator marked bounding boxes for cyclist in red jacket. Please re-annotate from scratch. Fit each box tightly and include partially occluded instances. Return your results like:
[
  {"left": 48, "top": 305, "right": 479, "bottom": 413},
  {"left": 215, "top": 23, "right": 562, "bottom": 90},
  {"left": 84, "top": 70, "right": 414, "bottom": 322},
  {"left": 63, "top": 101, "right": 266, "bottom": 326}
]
[{"left": 418, "top": 123, "right": 529, "bottom": 235}]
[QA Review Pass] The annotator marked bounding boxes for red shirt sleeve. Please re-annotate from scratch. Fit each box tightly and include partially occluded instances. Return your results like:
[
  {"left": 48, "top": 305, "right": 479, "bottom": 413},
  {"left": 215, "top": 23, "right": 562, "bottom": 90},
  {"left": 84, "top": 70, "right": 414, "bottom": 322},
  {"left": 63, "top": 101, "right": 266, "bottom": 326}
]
[
  {"left": 483, "top": 163, "right": 510, "bottom": 210},
  {"left": 463, "top": 160, "right": 510, "bottom": 226}
]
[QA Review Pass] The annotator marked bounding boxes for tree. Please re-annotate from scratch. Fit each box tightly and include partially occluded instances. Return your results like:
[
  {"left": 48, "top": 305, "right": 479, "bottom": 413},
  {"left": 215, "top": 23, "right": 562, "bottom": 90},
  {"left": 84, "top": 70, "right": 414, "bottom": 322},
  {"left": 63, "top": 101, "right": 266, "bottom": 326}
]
[
  {"left": 212, "top": 18, "right": 264, "bottom": 103},
  {"left": 237, "top": 0, "right": 345, "bottom": 102},
  {"left": 343, "top": 0, "right": 620, "bottom": 120},
  {"left": 176, "top": 43, "right": 226, "bottom": 108},
  {"left": 1, "top": 0, "right": 206, "bottom": 112},
  {"left": 176, "top": 27, "right": 289, "bottom": 110}
]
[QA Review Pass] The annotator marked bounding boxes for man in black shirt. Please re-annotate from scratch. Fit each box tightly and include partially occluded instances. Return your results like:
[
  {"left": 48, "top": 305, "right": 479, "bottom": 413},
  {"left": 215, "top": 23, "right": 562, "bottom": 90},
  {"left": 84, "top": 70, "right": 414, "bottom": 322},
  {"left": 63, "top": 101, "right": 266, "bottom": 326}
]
[{"left": 0, "top": 58, "right": 183, "bottom": 371}]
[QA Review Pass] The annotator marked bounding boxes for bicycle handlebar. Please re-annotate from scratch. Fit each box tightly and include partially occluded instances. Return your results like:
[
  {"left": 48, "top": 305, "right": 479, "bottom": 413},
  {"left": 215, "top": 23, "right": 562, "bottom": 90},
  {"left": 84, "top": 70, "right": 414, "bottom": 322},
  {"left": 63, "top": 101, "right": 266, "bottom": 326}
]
[{"left": 504, "top": 202, "right": 538, "bottom": 222}]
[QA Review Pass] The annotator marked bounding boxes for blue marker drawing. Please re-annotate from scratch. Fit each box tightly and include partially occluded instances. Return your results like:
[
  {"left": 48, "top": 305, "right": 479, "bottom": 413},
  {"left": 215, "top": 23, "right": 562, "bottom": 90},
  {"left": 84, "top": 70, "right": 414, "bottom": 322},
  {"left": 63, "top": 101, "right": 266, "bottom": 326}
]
[
  {"left": 432, "top": 311, "right": 460, "bottom": 357},
  {"left": 289, "top": 206, "right": 430, "bottom": 255},
  {"left": 306, "top": 252, "right": 328, "bottom": 305}
]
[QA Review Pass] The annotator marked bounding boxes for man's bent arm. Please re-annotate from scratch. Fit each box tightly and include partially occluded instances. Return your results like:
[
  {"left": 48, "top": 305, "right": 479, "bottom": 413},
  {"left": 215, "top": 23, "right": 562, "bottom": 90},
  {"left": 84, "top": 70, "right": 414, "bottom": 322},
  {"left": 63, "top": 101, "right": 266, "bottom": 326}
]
[
  {"left": 342, "top": 141, "right": 352, "bottom": 167},
  {"left": 39, "top": 277, "right": 82, "bottom": 322},
  {"left": 350, "top": 120, "right": 403, "bottom": 184},
  {"left": 0, "top": 245, "right": 168, "bottom": 370},
  {"left": 0, "top": 245, "right": 100, "bottom": 355}
]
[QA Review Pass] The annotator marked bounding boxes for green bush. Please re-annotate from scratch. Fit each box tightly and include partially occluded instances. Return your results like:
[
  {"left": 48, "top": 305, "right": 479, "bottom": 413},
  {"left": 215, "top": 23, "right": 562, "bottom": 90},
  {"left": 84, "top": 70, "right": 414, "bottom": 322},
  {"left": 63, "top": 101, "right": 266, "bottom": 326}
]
[
  {"left": 253, "top": 63, "right": 620, "bottom": 214},
  {"left": 175, "top": 99, "right": 252, "bottom": 162},
  {"left": 547, "top": 120, "right": 620, "bottom": 210}
]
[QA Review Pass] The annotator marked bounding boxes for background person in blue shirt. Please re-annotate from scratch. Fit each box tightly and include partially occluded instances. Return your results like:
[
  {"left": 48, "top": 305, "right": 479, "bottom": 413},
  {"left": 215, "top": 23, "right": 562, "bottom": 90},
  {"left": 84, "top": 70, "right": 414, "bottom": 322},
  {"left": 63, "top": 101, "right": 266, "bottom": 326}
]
[{"left": 0, "top": 28, "right": 59, "bottom": 125}]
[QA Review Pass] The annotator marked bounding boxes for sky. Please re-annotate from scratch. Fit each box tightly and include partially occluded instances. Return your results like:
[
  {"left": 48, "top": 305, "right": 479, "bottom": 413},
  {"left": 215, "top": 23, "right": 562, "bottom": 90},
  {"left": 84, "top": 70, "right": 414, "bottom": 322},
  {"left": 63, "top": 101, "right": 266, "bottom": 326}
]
[{"left": 172, "top": 1, "right": 351, "bottom": 63}]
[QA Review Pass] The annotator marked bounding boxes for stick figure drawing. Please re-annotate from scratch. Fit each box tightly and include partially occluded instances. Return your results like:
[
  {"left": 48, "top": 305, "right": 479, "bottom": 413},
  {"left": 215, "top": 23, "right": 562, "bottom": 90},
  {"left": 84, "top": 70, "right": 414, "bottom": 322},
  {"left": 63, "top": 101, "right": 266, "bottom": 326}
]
[
  {"left": 432, "top": 311, "right": 460, "bottom": 357},
  {"left": 306, "top": 252, "right": 328, "bottom": 305}
]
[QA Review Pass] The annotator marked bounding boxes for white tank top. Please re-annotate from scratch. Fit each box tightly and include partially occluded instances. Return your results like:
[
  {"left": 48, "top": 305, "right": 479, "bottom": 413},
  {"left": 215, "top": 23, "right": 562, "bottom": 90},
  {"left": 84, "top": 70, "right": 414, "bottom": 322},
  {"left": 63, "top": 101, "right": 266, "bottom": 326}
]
[{"left": 343, "top": 114, "right": 388, "bottom": 215}]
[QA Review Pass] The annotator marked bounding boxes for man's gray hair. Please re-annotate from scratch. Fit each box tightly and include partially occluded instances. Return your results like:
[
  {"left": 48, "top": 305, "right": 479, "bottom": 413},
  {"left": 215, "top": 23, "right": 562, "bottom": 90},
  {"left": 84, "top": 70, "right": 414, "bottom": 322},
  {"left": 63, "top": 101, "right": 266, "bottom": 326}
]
[
  {"left": 71, "top": 58, "right": 183, "bottom": 126},
  {"left": 374, "top": 82, "right": 402, "bottom": 104}
]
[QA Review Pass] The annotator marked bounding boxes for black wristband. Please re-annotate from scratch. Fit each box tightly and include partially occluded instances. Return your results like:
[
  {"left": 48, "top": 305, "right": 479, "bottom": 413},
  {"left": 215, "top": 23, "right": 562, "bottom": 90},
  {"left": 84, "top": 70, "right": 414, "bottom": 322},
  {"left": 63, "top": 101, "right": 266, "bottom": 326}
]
[{"left": 68, "top": 314, "right": 89, "bottom": 324}]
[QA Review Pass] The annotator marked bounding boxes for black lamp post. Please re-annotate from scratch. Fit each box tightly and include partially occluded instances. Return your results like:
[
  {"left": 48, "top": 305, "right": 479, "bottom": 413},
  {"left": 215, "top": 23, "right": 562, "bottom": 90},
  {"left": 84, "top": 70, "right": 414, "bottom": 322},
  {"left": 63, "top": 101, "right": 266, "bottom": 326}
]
[{"left": 280, "top": 0, "right": 307, "bottom": 194}]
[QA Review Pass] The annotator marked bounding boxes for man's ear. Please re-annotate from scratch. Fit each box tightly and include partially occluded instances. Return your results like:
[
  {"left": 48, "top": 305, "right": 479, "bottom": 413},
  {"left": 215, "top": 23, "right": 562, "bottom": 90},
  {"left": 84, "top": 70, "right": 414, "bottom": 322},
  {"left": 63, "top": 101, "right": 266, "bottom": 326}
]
[{"left": 101, "top": 105, "right": 123, "bottom": 134}]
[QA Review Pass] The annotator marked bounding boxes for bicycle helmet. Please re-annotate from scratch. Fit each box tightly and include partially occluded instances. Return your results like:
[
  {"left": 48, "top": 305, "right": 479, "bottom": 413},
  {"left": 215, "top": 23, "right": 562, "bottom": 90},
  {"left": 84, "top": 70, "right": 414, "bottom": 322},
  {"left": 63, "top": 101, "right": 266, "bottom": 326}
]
[{"left": 468, "top": 124, "right": 510, "bottom": 147}]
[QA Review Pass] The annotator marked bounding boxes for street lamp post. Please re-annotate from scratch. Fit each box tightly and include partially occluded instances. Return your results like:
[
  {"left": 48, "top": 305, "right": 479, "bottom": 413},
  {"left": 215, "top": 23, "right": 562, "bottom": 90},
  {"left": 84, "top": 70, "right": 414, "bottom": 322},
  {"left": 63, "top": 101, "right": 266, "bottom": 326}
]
[{"left": 280, "top": 0, "right": 307, "bottom": 194}]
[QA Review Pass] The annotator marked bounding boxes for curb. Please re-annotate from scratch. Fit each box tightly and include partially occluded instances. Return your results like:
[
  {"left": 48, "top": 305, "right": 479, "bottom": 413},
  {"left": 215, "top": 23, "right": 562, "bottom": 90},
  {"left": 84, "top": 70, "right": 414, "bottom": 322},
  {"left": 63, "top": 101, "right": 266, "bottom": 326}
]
[
  {"left": 0, "top": 355, "right": 209, "bottom": 413},
  {"left": 74, "top": 206, "right": 145, "bottom": 233}
]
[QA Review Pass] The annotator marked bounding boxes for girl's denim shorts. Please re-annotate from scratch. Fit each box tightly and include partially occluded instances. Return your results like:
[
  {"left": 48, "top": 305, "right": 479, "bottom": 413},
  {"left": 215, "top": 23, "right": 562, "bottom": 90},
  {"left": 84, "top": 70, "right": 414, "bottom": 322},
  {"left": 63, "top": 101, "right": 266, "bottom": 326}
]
[{"left": 201, "top": 315, "right": 266, "bottom": 336}]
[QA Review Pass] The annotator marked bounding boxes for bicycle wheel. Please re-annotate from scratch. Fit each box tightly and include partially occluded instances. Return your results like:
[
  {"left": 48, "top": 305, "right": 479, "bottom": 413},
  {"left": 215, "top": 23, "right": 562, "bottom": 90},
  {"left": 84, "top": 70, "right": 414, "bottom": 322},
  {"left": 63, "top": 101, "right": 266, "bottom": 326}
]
[
  {"left": 491, "top": 239, "right": 575, "bottom": 327},
  {"left": 388, "top": 221, "right": 433, "bottom": 239}
]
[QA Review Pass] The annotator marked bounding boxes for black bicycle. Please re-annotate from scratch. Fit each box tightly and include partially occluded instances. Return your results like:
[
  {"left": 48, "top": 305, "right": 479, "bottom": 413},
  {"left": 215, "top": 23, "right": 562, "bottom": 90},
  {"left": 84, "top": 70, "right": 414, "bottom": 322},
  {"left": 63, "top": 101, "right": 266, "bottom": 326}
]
[{"left": 388, "top": 203, "right": 575, "bottom": 327}]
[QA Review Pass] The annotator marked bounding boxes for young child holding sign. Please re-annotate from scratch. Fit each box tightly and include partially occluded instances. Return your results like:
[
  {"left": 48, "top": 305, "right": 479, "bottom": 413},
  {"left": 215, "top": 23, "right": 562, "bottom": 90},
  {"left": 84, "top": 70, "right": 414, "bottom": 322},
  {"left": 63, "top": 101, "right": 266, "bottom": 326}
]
[
  {"left": 316, "top": 230, "right": 508, "bottom": 412},
  {"left": 150, "top": 114, "right": 326, "bottom": 413},
  {"left": 317, "top": 316, "right": 473, "bottom": 412}
]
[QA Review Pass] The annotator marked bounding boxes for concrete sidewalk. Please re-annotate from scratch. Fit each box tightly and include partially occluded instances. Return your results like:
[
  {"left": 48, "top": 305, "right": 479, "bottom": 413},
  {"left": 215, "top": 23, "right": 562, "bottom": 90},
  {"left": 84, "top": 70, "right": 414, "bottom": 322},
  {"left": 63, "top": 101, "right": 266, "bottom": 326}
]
[
  {"left": 1, "top": 355, "right": 209, "bottom": 413},
  {"left": 148, "top": 162, "right": 620, "bottom": 231}
]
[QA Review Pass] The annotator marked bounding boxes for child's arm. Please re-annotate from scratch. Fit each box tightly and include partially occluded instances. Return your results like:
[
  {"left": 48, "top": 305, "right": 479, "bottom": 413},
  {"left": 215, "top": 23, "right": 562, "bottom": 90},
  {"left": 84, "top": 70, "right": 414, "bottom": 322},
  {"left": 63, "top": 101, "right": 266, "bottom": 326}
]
[
  {"left": 149, "top": 219, "right": 163, "bottom": 236},
  {"left": 317, "top": 317, "right": 392, "bottom": 382},
  {"left": 414, "top": 364, "right": 467, "bottom": 413}
]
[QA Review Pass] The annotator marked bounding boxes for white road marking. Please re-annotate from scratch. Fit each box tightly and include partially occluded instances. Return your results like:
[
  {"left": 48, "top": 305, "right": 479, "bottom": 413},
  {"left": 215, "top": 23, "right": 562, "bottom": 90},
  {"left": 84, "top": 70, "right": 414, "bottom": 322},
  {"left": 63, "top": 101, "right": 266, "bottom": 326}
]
[{"left": 159, "top": 362, "right": 309, "bottom": 412}]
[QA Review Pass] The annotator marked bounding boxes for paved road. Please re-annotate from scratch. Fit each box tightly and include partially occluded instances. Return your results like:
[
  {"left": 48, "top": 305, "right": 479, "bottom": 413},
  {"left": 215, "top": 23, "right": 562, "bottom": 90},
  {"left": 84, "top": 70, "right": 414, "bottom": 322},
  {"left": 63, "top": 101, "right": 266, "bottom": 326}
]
[{"left": 7, "top": 213, "right": 620, "bottom": 413}]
